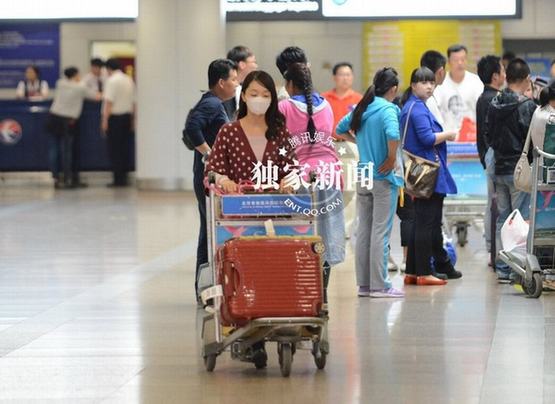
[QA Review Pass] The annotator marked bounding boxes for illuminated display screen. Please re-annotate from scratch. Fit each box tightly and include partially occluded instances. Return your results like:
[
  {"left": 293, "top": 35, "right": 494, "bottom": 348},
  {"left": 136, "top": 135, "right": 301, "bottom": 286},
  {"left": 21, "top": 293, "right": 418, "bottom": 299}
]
[
  {"left": 226, "top": 0, "right": 520, "bottom": 21},
  {"left": 0, "top": 0, "right": 138, "bottom": 20},
  {"left": 322, "top": 0, "right": 519, "bottom": 18}
]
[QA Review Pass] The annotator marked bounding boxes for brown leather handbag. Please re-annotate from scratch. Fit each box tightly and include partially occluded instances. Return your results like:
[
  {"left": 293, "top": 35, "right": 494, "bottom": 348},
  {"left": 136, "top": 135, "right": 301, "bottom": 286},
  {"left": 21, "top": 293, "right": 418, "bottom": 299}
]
[{"left": 401, "top": 102, "right": 440, "bottom": 199}]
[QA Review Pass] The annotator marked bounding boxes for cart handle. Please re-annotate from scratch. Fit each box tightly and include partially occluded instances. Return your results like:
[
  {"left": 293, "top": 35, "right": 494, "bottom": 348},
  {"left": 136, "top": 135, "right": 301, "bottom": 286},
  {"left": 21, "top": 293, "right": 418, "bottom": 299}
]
[
  {"left": 534, "top": 147, "right": 555, "bottom": 160},
  {"left": 204, "top": 174, "right": 270, "bottom": 195},
  {"left": 207, "top": 171, "right": 217, "bottom": 184},
  {"left": 237, "top": 180, "right": 263, "bottom": 194}
]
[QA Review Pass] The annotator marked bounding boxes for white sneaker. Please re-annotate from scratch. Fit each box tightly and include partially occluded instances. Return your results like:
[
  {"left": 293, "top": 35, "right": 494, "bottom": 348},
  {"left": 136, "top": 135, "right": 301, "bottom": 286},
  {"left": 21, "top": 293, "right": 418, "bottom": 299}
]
[{"left": 369, "top": 288, "right": 405, "bottom": 298}]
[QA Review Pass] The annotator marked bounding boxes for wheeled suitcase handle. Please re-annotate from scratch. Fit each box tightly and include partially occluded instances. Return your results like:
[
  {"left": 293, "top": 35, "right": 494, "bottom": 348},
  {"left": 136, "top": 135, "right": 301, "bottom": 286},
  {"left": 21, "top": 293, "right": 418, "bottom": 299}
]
[
  {"left": 231, "top": 264, "right": 241, "bottom": 295},
  {"left": 223, "top": 260, "right": 241, "bottom": 297}
]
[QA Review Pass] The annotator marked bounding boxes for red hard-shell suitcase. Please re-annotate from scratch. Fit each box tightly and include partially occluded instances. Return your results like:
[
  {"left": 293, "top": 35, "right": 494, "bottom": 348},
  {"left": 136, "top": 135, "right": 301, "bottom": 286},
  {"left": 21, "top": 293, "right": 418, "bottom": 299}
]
[{"left": 216, "top": 236, "right": 324, "bottom": 327}]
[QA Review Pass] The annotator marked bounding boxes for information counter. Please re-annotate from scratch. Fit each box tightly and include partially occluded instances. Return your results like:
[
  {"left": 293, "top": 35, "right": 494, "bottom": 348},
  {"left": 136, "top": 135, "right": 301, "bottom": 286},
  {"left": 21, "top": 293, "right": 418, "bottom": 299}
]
[{"left": 0, "top": 99, "right": 135, "bottom": 172}]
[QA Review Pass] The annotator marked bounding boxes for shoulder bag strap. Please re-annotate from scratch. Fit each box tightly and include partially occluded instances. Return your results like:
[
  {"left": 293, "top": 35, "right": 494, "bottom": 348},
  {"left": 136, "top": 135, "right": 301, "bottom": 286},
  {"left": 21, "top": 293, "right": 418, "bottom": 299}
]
[
  {"left": 521, "top": 106, "right": 538, "bottom": 156},
  {"left": 401, "top": 101, "right": 416, "bottom": 149}
]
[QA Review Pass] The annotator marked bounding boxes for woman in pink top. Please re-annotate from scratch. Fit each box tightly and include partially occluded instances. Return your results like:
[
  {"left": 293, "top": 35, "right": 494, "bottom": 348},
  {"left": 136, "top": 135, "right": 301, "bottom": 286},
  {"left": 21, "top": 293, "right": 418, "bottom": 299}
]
[
  {"left": 279, "top": 64, "right": 339, "bottom": 182},
  {"left": 278, "top": 62, "right": 346, "bottom": 302}
]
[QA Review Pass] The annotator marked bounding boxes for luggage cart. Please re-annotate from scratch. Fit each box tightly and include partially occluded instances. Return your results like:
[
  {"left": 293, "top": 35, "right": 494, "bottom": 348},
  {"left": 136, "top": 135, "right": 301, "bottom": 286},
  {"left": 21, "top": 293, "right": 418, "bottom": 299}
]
[
  {"left": 499, "top": 147, "right": 555, "bottom": 298},
  {"left": 200, "top": 177, "right": 329, "bottom": 377},
  {"left": 444, "top": 142, "right": 488, "bottom": 246}
]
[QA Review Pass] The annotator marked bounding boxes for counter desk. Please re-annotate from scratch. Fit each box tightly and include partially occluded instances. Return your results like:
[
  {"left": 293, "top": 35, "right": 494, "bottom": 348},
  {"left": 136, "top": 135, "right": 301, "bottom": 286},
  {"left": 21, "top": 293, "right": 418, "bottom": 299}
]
[{"left": 0, "top": 99, "right": 135, "bottom": 172}]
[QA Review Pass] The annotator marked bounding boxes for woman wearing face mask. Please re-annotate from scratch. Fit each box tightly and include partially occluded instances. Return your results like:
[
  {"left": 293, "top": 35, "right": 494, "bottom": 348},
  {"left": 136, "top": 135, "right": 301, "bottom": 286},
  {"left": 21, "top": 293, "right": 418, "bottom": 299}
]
[
  {"left": 204, "top": 70, "right": 292, "bottom": 368},
  {"left": 336, "top": 67, "right": 404, "bottom": 298},
  {"left": 279, "top": 62, "right": 345, "bottom": 302},
  {"left": 206, "top": 70, "right": 293, "bottom": 193},
  {"left": 400, "top": 67, "right": 460, "bottom": 286}
]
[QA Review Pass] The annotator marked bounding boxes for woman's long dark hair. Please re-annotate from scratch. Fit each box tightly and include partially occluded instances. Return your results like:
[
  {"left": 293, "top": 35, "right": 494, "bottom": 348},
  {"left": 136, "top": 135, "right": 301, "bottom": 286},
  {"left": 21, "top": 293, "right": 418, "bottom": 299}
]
[
  {"left": 238, "top": 70, "right": 286, "bottom": 141},
  {"left": 283, "top": 63, "right": 317, "bottom": 143},
  {"left": 350, "top": 67, "right": 399, "bottom": 133},
  {"left": 400, "top": 66, "right": 435, "bottom": 106}
]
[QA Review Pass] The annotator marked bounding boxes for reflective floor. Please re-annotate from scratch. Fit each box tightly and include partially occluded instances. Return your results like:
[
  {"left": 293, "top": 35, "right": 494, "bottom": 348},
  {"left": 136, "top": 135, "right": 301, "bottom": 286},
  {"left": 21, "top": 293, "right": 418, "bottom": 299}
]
[{"left": 0, "top": 186, "right": 554, "bottom": 403}]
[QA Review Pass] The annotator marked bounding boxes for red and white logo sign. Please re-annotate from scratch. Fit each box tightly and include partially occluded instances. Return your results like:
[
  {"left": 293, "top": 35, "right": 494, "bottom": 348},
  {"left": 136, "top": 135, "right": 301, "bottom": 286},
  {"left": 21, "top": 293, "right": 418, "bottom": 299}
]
[{"left": 0, "top": 119, "right": 23, "bottom": 145}]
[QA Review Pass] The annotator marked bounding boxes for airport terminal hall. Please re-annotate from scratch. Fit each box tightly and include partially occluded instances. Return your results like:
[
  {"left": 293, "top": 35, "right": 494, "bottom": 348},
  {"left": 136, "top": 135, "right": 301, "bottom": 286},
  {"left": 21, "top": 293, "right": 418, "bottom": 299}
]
[{"left": 2, "top": 0, "right": 555, "bottom": 402}]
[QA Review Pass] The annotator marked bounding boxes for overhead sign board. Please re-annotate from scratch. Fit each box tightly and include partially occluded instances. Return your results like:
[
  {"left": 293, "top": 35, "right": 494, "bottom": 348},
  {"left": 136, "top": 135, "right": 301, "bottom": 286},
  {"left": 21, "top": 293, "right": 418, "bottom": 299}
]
[
  {"left": 0, "top": 0, "right": 138, "bottom": 20},
  {"left": 226, "top": 0, "right": 521, "bottom": 21},
  {"left": 226, "top": 0, "right": 321, "bottom": 21}
]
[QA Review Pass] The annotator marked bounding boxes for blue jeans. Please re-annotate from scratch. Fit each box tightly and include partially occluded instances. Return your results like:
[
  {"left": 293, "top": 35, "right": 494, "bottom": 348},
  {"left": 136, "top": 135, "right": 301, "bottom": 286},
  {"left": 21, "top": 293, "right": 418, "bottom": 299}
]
[
  {"left": 494, "top": 174, "right": 530, "bottom": 275},
  {"left": 316, "top": 188, "right": 346, "bottom": 266}
]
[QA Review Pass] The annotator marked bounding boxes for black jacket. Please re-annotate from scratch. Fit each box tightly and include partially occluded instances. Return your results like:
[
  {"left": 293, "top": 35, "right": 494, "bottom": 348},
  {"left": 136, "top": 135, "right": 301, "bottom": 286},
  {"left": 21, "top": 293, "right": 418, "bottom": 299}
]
[
  {"left": 487, "top": 88, "right": 537, "bottom": 175},
  {"left": 475, "top": 85, "right": 499, "bottom": 168},
  {"left": 183, "top": 91, "right": 228, "bottom": 175}
]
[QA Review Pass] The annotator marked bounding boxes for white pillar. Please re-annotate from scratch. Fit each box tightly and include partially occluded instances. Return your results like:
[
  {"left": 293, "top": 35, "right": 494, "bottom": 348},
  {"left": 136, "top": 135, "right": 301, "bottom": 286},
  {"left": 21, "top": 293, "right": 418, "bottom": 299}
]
[{"left": 136, "top": 0, "right": 225, "bottom": 190}]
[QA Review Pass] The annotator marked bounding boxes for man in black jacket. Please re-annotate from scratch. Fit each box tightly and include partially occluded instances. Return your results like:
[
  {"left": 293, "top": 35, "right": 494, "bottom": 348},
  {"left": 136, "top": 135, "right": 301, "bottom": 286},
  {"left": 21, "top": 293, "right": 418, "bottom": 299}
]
[
  {"left": 487, "top": 58, "right": 536, "bottom": 281},
  {"left": 184, "top": 59, "right": 238, "bottom": 295},
  {"left": 476, "top": 55, "right": 505, "bottom": 257}
]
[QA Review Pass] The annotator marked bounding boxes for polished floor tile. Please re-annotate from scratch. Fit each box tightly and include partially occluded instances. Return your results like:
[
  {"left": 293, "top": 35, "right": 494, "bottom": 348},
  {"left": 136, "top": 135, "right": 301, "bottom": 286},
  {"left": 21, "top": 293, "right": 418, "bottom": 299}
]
[{"left": 0, "top": 186, "right": 554, "bottom": 403}]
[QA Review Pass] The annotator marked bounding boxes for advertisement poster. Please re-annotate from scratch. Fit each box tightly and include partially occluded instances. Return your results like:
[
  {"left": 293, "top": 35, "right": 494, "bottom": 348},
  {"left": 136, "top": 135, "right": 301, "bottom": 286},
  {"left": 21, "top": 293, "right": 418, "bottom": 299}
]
[
  {"left": 0, "top": 23, "right": 60, "bottom": 89},
  {"left": 363, "top": 20, "right": 502, "bottom": 144}
]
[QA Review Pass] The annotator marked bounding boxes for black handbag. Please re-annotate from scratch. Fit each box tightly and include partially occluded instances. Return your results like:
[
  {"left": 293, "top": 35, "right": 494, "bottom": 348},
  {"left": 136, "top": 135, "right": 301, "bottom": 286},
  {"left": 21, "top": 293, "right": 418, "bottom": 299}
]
[
  {"left": 181, "top": 108, "right": 196, "bottom": 151},
  {"left": 401, "top": 101, "right": 440, "bottom": 199}
]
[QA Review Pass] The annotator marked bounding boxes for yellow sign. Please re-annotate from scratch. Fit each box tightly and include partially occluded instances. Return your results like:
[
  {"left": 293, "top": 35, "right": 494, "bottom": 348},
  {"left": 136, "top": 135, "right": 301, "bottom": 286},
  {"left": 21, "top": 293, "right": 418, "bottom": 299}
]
[{"left": 362, "top": 20, "right": 502, "bottom": 89}]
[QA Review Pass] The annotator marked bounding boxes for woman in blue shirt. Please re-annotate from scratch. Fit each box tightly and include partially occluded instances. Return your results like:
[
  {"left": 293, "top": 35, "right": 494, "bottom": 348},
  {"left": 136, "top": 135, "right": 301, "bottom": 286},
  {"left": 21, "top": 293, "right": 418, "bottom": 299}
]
[
  {"left": 337, "top": 67, "right": 404, "bottom": 298},
  {"left": 400, "top": 67, "right": 461, "bottom": 286}
]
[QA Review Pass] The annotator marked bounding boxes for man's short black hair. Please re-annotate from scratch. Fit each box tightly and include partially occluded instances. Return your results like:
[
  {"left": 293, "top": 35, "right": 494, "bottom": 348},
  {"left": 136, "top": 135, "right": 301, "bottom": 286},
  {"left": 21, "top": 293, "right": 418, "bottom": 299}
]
[
  {"left": 506, "top": 58, "right": 530, "bottom": 84},
  {"left": 90, "top": 58, "right": 104, "bottom": 68},
  {"left": 447, "top": 44, "right": 468, "bottom": 58},
  {"left": 502, "top": 51, "right": 516, "bottom": 62},
  {"left": 63, "top": 66, "right": 79, "bottom": 79},
  {"left": 332, "top": 62, "right": 353, "bottom": 75},
  {"left": 226, "top": 46, "right": 253, "bottom": 64},
  {"left": 208, "top": 58, "right": 237, "bottom": 88},
  {"left": 551, "top": 59, "right": 555, "bottom": 67},
  {"left": 105, "top": 58, "right": 121, "bottom": 71},
  {"left": 420, "top": 50, "right": 446, "bottom": 74},
  {"left": 477, "top": 55, "right": 502, "bottom": 85},
  {"left": 276, "top": 46, "right": 307, "bottom": 77}
]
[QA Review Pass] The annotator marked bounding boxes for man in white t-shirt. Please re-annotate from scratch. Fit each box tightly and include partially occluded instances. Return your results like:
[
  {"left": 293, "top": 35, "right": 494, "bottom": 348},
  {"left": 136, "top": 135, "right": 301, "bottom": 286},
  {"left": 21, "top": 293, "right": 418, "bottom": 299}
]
[
  {"left": 102, "top": 58, "right": 136, "bottom": 187},
  {"left": 434, "top": 44, "right": 484, "bottom": 142}
]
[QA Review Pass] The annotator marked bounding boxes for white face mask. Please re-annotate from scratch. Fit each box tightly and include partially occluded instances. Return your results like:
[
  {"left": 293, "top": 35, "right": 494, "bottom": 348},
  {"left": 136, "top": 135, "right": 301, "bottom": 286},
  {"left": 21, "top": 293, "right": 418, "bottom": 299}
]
[{"left": 246, "top": 96, "right": 271, "bottom": 116}]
